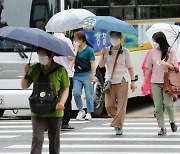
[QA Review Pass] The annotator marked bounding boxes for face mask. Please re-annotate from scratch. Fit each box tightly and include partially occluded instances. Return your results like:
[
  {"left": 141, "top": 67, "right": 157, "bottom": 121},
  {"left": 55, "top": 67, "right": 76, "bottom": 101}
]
[
  {"left": 73, "top": 41, "right": 80, "bottom": 47},
  {"left": 152, "top": 42, "right": 159, "bottom": 49},
  {"left": 111, "top": 38, "right": 120, "bottom": 46},
  {"left": 39, "top": 55, "right": 49, "bottom": 65}
]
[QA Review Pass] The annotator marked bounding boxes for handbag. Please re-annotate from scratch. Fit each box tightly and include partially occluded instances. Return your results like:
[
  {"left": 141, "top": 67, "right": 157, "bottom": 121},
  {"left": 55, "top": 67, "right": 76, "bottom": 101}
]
[
  {"left": 75, "top": 57, "right": 91, "bottom": 72},
  {"left": 102, "top": 50, "right": 120, "bottom": 93},
  {"left": 164, "top": 67, "right": 180, "bottom": 94}
]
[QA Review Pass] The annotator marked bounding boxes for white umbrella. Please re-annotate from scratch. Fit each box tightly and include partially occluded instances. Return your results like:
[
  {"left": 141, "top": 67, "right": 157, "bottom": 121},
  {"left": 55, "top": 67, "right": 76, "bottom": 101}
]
[
  {"left": 45, "top": 9, "right": 95, "bottom": 32},
  {"left": 146, "top": 23, "right": 180, "bottom": 61}
]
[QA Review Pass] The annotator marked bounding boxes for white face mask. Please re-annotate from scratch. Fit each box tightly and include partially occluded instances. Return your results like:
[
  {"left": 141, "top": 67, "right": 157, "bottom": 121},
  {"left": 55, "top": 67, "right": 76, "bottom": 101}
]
[
  {"left": 152, "top": 42, "right": 159, "bottom": 49},
  {"left": 111, "top": 38, "right": 120, "bottom": 46},
  {"left": 39, "top": 55, "right": 49, "bottom": 65},
  {"left": 73, "top": 41, "right": 80, "bottom": 47}
]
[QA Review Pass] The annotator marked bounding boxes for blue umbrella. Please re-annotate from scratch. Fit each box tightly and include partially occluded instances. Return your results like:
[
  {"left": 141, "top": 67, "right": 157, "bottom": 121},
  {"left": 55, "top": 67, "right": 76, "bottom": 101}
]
[
  {"left": 79, "top": 16, "right": 137, "bottom": 35},
  {"left": 0, "top": 26, "right": 74, "bottom": 56}
]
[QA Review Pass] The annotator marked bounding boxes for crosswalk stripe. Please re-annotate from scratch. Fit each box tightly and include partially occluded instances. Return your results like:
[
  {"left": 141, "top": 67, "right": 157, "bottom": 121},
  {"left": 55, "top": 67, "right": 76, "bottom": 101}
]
[
  {"left": 0, "top": 130, "right": 32, "bottom": 133},
  {"left": 0, "top": 121, "right": 88, "bottom": 124},
  {"left": 0, "top": 135, "right": 20, "bottom": 138},
  {"left": 0, "top": 121, "right": 31, "bottom": 124},
  {"left": 5, "top": 144, "right": 180, "bottom": 149},
  {"left": 69, "top": 121, "right": 89, "bottom": 124},
  {"left": 0, "top": 126, "right": 31, "bottom": 128},
  {"left": 2, "top": 149, "right": 180, "bottom": 153},
  {"left": 84, "top": 127, "right": 167, "bottom": 130},
  {"left": 44, "top": 137, "right": 180, "bottom": 141},
  {"left": 103, "top": 122, "right": 180, "bottom": 125},
  {"left": 61, "top": 132, "right": 180, "bottom": 136}
]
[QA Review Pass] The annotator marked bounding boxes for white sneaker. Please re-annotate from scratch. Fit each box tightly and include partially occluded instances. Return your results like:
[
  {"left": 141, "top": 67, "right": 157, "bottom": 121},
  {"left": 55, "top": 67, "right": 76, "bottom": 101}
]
[
  {"left": 85, "top": 113, "right": 92, "bottom": 120},
  {"left": 76, "top": 110, "right": 86, "bottom": 120}
]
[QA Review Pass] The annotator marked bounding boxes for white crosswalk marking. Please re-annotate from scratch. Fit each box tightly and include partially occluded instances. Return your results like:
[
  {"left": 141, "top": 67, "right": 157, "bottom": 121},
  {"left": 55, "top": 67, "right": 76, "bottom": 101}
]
[{"left": 0, "top": 118, "right": 180, "bottom": 153}]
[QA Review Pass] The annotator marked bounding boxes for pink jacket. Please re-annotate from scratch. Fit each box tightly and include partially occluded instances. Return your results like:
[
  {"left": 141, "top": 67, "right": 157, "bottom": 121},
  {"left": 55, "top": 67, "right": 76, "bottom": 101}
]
[{"left": 141, "top": 50, "right": 153, "bottom": 98}]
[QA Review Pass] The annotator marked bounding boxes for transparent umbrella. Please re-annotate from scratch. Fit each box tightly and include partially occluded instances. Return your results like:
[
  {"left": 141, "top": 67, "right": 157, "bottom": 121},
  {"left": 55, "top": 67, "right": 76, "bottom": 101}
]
[
  {"left": 146, "top": 23, "right": 180, "bottom": 61},
  {"left": 45, "top": 9, "right": 95, "bottom": 32}
]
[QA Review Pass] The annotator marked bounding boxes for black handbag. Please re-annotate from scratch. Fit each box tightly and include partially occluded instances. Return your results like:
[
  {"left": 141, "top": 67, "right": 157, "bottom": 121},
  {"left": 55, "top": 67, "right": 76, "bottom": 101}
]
[{"left": 75, "top": 57, "right": 91, "bottom": 72}]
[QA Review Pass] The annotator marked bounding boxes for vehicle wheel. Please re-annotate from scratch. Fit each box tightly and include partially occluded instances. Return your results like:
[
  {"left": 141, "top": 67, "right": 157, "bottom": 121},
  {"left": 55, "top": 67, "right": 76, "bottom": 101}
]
[
  {"left": 92, "top": 82, "right": 105, "bottom": 117},
  {"left": 0, "top": 109, "right": 5, "bottom": 118}
]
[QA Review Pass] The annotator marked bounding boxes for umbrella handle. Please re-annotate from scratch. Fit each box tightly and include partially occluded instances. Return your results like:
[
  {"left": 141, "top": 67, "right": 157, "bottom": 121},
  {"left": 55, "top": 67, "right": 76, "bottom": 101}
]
[
  {"left": 28, "top": 47, "right": 36, "bottom": 65},
  {"left": 169, "top": 32, "right": 180, "bottom": 51}
]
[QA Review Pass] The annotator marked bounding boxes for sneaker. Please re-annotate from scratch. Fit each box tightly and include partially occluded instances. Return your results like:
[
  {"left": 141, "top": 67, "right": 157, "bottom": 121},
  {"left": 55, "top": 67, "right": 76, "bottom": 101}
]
[
  {"left": 61, "top": 124, "right": 74, "bottom": 130},
  {"left": 158, "top": 128, "right": 166, "bottom": 135},
  {"left": 115, "top": 128, "right": 123, "bottom": 135},
  {"left": 85, "top": 113, "right": 92, "bottom": 120},
  {"left": 170, "top": 122, "right": 177, "bottom": 132},
  {"left": 76, "top": 110, "right": 86, "bottom": 120}
]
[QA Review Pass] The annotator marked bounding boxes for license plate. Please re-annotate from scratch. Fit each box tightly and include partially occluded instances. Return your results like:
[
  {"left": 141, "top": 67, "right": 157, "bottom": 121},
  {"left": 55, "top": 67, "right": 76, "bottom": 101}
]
[{"left": 0, "top": 96, "right": 4, "bottom": 106}]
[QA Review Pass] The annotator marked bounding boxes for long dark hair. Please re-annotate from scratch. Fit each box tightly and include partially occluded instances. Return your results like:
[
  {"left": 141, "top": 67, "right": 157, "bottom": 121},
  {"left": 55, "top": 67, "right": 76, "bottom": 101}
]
[
  {"left": 74, "top": 31, "right": 93, "bottom": 48},
  {"left": 152, "top": 32, "right": 170, "bottom": 61}
]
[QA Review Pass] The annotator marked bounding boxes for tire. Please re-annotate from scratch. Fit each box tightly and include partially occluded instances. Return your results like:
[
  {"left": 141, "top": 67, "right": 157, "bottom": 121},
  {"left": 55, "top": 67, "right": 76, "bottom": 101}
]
[
  {"left": 92, "top": 82, "right": 105, "bottom": 117},
  {"left": 0, "top": 109, "right": 5, "bottom": 118}
]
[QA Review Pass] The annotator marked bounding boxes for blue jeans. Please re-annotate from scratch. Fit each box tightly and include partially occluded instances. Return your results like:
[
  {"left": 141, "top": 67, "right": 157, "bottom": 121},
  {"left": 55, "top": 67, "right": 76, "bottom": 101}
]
[{"left": 73, "top": 71, "right": 94, "bottom": 113}]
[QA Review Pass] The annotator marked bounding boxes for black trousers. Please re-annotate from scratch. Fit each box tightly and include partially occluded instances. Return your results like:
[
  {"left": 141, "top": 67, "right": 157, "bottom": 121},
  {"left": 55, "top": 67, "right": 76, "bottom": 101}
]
[{"left": 62, "top": 77, "right": 73, "bottom": 125}]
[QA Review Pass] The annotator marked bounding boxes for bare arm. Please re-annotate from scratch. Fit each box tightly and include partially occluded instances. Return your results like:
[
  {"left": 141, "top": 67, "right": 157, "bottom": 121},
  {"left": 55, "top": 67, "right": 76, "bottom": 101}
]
[
  {"left": 21, "top": 78, "right": 32, "bottom": 89},
  {"left": 56, "top": 87, "right": 69, "bottom": 111},
  {"left": 128, "top": 67, "right": 137, "bottom": 92},
  {"left": 90, "top": 60, "right": 96, "bottom": 76},
  {"left": 91, "top": 60, "right": 98, "bottom": 83},
  {"left": 160, "top": 60, "right": 175, "bottom": 70},
  {"left": 59, "top": 87, "right": 69, "bottom": 106},
  {"left": 98, "top": 48, "right": 107, "bottom": 68},
  {"left": 128, "top": 67, "right": 135, "bottom": 81},
  {"left": 21, "top": 64, "right": 32, "bottom": 89},
  {"left": 98, "top": 54, "right": 106, "bottom": 68}
]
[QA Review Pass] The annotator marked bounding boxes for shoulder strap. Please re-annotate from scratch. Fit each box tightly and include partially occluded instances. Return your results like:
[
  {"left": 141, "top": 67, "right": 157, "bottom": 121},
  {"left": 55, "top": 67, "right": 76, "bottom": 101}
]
[
  {"left": 111, "top": 51, "right": 120, "bottom": 79},
  {"left": 37, "top": 63, "right": 44, "bottom": 75}
]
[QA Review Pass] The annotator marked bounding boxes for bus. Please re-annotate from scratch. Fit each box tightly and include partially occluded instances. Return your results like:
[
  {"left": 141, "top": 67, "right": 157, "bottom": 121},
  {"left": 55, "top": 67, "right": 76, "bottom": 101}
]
[{"left": 0, "top": 0, "right": 180, "bottom": 118}]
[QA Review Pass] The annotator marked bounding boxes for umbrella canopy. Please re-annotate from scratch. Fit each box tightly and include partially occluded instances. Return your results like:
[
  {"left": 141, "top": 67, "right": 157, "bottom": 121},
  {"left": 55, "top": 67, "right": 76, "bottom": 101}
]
[
  {"left": 45, "top": 9, "right": 95, "bottom": 32},
  {"left": 146, "top": 23, "right": 180, "bottom": 61},
  {"left": 0, "top": 26, "right": 74, "bottom": 56},
  {"left": 79, "top": 16, "right": 137, "bottom": 35}
]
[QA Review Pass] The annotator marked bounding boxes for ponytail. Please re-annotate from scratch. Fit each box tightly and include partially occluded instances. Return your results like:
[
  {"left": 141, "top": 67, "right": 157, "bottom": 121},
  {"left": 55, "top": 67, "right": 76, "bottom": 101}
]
[
  {"left": 74, "top": 31, "right": 93, "bottom": 48},
  {"left": 85, "top": 38, "right": 93, "bottom": 48}
]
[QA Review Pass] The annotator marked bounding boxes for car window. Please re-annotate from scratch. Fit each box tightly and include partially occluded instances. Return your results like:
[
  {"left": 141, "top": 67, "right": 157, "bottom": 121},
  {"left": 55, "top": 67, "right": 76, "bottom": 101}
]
[{"left": 0, "top": 39, "right": 34, "bottom": 52}]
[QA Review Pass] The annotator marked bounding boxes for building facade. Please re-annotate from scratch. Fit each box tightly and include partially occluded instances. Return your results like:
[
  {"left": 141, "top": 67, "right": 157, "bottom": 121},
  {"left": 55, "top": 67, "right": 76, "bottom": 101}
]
[{"left": 66, "top": 0, "right": 180, "bottom": 20}]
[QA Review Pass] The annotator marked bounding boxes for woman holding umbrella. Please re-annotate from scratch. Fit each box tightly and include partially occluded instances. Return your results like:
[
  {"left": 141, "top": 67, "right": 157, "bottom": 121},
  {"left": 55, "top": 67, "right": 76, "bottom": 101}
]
[
  {"left": 21, "top": 47, "right": 70, "bottom": 154},
  {"left": 142, "top": 32, "right": 178, "bottom": 135},
  {"left": 98, "top": 31, "right": 137, "bottom": 135}
]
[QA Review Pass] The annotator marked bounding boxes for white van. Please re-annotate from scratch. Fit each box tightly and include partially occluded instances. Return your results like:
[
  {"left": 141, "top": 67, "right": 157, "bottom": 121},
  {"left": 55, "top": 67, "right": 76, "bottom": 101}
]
[{"left": 0, "top": 0, "right": 65, "bottom": 118}]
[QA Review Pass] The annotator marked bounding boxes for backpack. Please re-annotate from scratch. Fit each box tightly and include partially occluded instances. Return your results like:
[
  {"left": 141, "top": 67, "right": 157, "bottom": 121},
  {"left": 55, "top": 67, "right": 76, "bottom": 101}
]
[{"left": 29, "top": 63, "right": 62, "bottom": 115}]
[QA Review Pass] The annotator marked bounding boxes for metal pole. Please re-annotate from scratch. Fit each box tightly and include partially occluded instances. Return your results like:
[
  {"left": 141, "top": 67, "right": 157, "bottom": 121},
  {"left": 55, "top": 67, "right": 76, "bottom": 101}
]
[
  {"left": 159, "top": 0, "right": 162, "bottom": 18},
  {"left": 60, "top": 0, "right": 65, "bottom": 11},
  {"left": 108, "top": 0, "right": 112, "bottom": 16},
  {"left": 80, "top": 0, "right": 83, "bottom": 8},
  {"left": 135, "top": 0, "right": 138, "bottom": 19}
]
